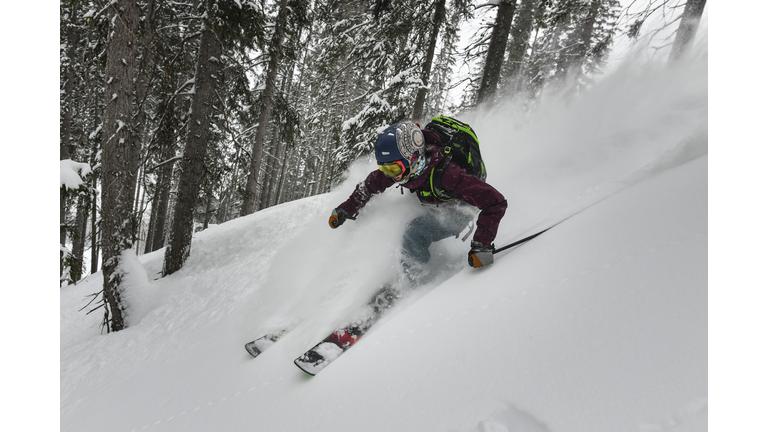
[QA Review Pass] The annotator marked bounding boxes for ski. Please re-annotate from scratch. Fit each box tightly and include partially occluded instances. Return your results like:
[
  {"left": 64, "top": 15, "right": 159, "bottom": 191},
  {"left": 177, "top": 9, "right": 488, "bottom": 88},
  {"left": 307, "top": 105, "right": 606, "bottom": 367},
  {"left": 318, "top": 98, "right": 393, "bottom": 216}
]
[
  {"left": 245, "top": 327, "right": 294, "bottom": 358},
  {"left": 294, "top": 284, "right": 400, "bottom": 376}
]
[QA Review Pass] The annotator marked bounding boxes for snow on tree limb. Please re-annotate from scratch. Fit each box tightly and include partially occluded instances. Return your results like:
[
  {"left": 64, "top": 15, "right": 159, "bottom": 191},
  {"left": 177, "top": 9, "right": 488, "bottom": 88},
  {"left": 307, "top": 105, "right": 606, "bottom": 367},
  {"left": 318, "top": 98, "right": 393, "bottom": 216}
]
[{"left": 60, "top": 159, "right": 93, "bottom": 190}]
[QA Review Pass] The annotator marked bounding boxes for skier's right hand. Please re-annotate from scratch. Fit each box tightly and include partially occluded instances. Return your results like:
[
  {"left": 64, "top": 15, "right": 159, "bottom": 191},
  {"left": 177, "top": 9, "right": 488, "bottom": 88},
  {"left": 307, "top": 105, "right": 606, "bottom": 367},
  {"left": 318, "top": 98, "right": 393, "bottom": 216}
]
[
  {"left": 329, "top": 208, "right": 351, "bottom": 229},
  {"left": 468, "top": 241, "right": 495, "bottom": 268}
]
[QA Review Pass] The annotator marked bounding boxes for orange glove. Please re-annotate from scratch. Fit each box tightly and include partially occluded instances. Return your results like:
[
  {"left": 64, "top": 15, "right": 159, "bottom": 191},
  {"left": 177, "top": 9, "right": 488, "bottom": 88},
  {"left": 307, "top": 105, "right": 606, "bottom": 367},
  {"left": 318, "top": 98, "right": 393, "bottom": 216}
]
[
  {"left": 468, "top": 241, "right": 494, "bottom": 268},
  {"left": 329, "top": 208, "right": 352, "bottom": 229}
]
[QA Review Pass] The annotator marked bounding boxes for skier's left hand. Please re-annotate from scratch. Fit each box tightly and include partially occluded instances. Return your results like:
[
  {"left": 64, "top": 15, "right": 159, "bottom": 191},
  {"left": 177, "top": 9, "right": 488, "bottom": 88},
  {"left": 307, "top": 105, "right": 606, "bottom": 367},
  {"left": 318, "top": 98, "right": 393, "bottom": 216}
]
[{"left": 468, "top": 241, "right": 494, "bottom": 268}]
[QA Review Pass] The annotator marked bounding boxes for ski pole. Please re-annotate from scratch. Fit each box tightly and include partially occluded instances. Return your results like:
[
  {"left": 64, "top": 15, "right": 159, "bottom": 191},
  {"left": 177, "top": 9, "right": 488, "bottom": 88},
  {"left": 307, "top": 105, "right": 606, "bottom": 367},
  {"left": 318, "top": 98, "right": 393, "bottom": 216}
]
[
  {"left": 493, "top": 227, "right": 551, "bottom": 255},
  {"left": 492, "top": 185, "right": 634, "bottom": 255}
]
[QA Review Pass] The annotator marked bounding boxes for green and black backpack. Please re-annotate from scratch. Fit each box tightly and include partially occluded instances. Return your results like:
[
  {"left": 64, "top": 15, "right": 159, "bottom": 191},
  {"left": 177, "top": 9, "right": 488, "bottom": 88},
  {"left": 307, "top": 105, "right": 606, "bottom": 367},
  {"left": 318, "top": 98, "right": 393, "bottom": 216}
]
[{"left": 419, "top": 115, "right": 487, "bottom": 204}]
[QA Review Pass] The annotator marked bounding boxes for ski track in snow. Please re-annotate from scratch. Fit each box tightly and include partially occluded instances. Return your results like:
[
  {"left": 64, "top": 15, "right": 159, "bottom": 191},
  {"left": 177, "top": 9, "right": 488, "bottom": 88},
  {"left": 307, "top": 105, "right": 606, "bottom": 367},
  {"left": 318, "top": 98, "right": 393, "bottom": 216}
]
[{"left": 61, "top": 49, "right": 707, "bottom": 432}]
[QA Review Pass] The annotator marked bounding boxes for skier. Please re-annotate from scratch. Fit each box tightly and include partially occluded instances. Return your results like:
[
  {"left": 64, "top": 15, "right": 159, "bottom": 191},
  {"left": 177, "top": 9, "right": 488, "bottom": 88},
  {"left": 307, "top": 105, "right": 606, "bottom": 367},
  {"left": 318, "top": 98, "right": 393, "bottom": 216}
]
[{"left": 328, "top": 121, "right": 507, "bottom": 285}]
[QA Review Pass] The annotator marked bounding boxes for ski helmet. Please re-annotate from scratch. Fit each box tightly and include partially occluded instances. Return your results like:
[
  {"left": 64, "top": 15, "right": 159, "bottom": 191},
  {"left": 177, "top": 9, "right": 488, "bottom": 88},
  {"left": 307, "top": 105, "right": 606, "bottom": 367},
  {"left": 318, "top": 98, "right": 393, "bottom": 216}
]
[{"left": 375, "top": 121, "right": 426, "bottom": 183}]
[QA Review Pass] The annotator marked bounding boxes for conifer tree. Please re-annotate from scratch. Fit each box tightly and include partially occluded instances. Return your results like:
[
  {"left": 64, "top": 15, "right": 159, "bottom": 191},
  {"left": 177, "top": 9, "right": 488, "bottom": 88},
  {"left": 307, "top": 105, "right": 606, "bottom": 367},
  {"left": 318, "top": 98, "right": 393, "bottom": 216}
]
[
  {"left": 241, "top": 0, "right": 292, "bottom": 215},
  {"left": 525, "top": 0, "right": 619, "bottom": 97},
  {"left": 163, "top": 0, "right": 225, "bottom": 276},
  {"left": 477, "top": 0, "right": 518, "bottom": 105},
  {"left": 502, "top": 0, "right": 538, "bottom": 97},
  {"left": 425, "top": 0, "right": 473, "bottom": 115},
  {"left": 60, "top": 0, "right": 78, "bottom": 277},
  {"left": 669, "top": 0, "right": 706, "bottom": 61},
  {"left": 412, "top": 0, "right": 447, "bottom": 121},
  {"left": 100, "top": 0, "right": 141, "bottom": 331},
  {"left": 333, "top": 0, "right": 426, "bottom": 183},
  {"left": 163, "top": 0, "right": 266, "bottom": 274}
]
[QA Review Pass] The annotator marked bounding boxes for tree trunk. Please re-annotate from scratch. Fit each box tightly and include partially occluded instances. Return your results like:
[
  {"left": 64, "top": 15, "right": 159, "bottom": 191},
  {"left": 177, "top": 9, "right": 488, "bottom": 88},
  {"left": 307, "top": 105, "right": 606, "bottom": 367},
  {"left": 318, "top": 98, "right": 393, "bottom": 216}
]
[
  {"left": 241, "top": 0, "right": 289, "bottom": 216},
  {"left": 259, "top": 124, "right": 280, "bottom": 210},
  {"left": 669, "top": 0, "right": 707, "bottom": 61},
  {"left": 504, "top": 0, "right": 536, "bottom": 95},
  {"left": 274, "top": 143, "right": 291, "bottom": 205},
  {"left": 412, "top": 0, "right": 446, "bottom": 121},
  {"left": 555, "top": 0, "right": 600, "bottom": 80},
  {"left": 61, "top": 11, "right": 78, "bottom": 274},
  {"left": 162, "top": 2, "right": 223, "bottom": 276},
  {"left": 204, "top": 190, "right": 215, "bottom": 229},
  {"left": 218, "top": 144, "right": 243, "bottom": 223},
  {"left": 133, "top": 162, "right": 147, "bottom": 251},
  {"left": 317, "top": 135, "right": 333, "bottom": 194},
  {"left": 152, "top": 96, "right": 180, "bottom": 252},
  {"left": 101, "top": 0, "right": 140, "bottom": 332},
  {"left": 148, "top": 163, "right": 172, "bottom": 253},
  {"left": 574, "top": 0, "right": 601, "bottom": 65},
  {"left": 131, "top": 7, "right": 155, "bottom": 253},
  {"left": 61, "top": 186, "right": 68, "bottom": 278},
  {"left": 90, "top": 144, "right": 99, "bottom": 275},
  {"left": 144, "top": 129, "right": 172, "bottom": 255},
  {"left": 71, "top": 193, "right": 88, "bottom": 282},
  {"left": 60, "top": 17, "right": 77, "bottom": 162},
  {"left": 477, "top": 0, "right": 518, "bottom": 105}
]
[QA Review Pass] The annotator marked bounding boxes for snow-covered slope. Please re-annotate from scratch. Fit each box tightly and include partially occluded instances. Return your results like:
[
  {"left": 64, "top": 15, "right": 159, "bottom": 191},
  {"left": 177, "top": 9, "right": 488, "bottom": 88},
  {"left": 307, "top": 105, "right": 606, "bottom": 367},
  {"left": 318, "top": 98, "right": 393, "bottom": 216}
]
[{"left": 60, "top": 51, "right": 707, "bottom": 432}]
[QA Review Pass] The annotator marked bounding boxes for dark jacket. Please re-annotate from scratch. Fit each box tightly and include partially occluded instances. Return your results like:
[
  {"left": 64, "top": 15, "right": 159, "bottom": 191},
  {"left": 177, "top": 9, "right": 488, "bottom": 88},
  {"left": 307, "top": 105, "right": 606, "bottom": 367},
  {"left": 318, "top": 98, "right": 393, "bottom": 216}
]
[{"left": 337, "top": 129, "right": 507, "bottom": 246}]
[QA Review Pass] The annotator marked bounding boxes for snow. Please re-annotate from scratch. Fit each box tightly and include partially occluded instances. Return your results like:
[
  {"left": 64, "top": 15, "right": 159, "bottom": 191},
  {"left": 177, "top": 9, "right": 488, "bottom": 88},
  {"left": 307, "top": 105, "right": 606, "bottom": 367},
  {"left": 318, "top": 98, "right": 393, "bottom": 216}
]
[
  {"left": 88, "top": 124, "right": 102, "bottom": 140},
  {"left": 60, "top": 51, "right": 711, "bottom": 430},
  {"left": 60, "top": 159, "right": 92, "bottom": 190},
  {"left": 114, "top": 249, "right": 160, "bottom": 327}
]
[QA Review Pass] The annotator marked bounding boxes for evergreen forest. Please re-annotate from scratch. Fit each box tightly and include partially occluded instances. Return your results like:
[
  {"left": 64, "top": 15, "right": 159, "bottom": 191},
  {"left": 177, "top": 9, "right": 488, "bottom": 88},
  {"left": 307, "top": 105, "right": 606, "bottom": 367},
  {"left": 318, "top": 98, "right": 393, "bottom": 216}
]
[{"left": 59, "top": 0, "right": 706, "bottom": 332}]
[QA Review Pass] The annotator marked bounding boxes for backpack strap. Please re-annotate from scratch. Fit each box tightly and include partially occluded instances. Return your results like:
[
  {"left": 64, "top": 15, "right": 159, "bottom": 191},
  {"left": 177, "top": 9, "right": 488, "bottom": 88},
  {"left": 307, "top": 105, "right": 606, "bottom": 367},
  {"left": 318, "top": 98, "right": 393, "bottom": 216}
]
[{"left": 421, "top": 152, "right": 456, "bottom": 203}]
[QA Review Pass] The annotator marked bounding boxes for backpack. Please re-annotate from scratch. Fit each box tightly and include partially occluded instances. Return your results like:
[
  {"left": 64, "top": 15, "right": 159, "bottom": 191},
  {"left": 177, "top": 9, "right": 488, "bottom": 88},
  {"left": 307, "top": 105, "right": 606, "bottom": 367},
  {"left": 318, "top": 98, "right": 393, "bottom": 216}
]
[{"left": 418, "top": 115, "right": 487, "bottom": 204}]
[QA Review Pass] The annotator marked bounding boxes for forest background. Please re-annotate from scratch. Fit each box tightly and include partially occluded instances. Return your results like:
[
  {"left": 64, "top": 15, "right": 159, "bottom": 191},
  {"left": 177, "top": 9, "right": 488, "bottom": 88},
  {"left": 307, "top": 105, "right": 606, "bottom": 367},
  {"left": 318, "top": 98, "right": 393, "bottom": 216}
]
[{"left": 55, "top": 0, "right": 710, "bottom": 322}]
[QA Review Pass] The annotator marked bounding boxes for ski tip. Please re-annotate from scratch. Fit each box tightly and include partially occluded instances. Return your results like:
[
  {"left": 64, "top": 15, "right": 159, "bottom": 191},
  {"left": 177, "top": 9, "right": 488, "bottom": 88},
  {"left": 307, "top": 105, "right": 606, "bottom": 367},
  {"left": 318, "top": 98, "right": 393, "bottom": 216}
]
[
  {"left": 244, "top": 342, "right": 262, "bottom": 358},
  {"left": 294, "top": 342, "right": 342, "bottom": 376},
  {"left": 294, "top": 358, "right": 317, "bottom": 376},
  {"left": 245, "top": 329, "right": 293, "bottom": 358}
]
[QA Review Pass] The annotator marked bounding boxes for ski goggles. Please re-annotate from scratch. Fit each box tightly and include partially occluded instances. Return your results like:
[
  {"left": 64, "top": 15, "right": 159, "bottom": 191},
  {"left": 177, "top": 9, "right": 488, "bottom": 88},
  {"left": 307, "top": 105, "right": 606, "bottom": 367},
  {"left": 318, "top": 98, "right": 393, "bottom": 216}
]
[{"left": 377, "top": 159, "right": 407, "bottom": 178}]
